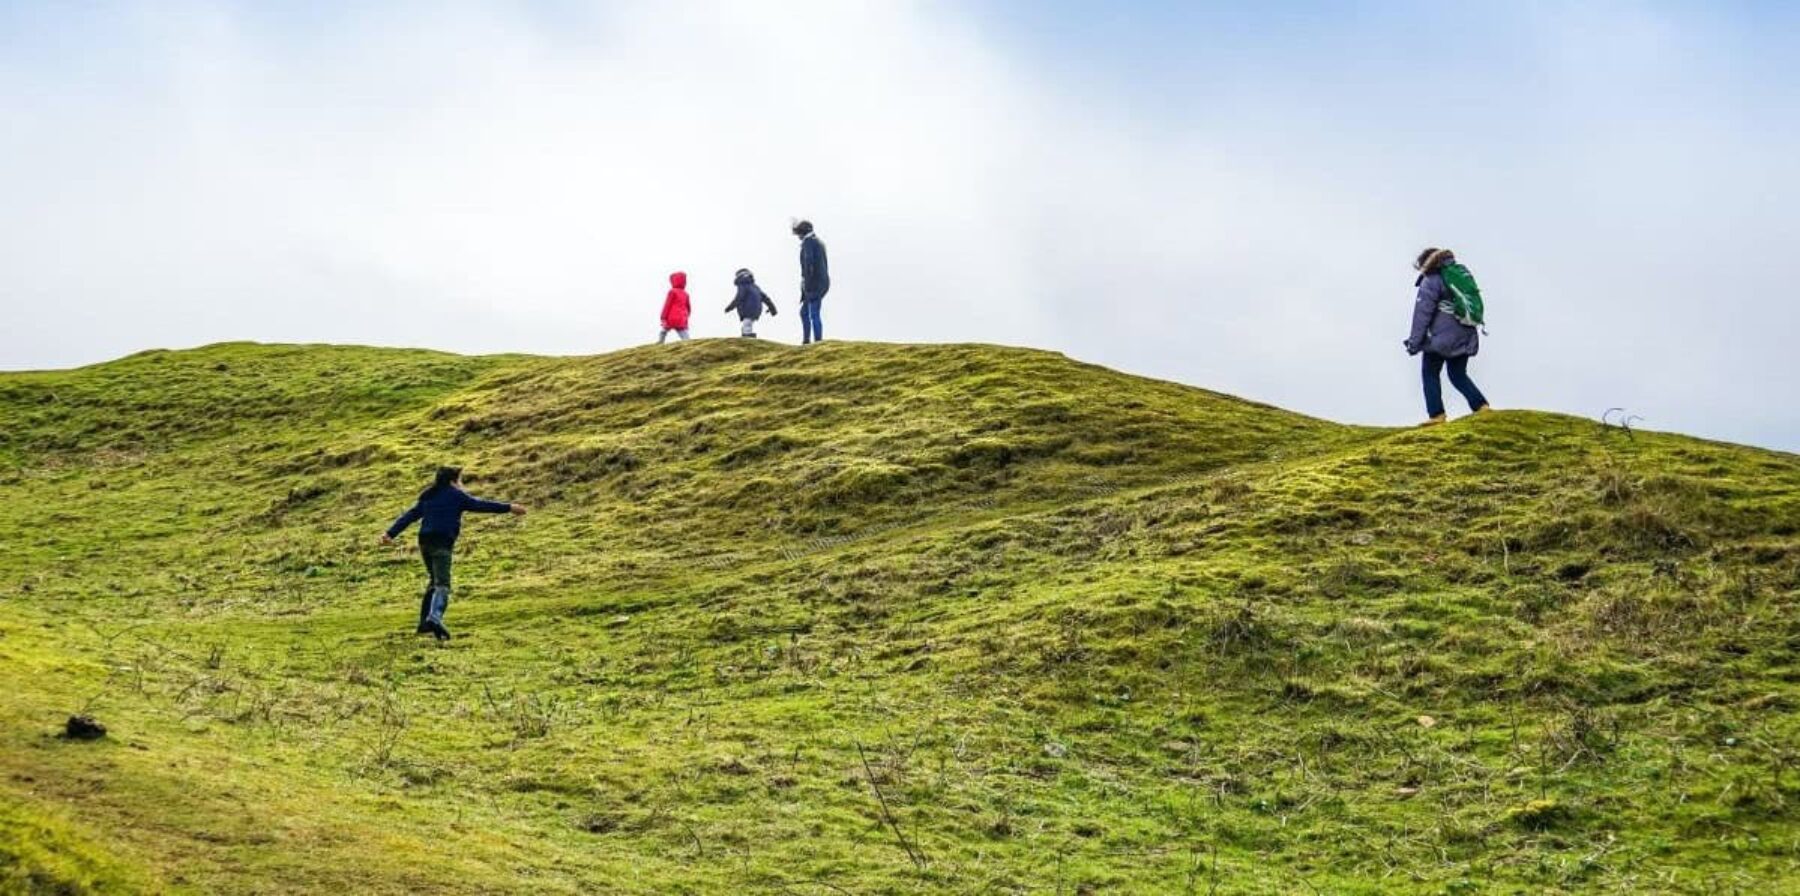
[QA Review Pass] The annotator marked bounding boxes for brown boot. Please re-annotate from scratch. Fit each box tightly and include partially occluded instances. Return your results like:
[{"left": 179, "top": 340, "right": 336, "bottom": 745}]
[
  {"left": 1474, "top": 404, "right": 1494, "bottom": 413},
  {"left": 1420, "top": 414, "right": 1448, "bottom": 427}
]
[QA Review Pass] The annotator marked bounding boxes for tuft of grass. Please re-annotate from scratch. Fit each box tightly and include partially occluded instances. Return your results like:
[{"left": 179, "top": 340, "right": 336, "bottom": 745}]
[{"left": 0, "top": 797, "right": 146, "bottom": 894}]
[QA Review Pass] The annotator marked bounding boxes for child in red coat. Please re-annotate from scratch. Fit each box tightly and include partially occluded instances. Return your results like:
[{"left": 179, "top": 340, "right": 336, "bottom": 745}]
[{"left": 659, "top": 271, "right": 691, "bottom": 343}]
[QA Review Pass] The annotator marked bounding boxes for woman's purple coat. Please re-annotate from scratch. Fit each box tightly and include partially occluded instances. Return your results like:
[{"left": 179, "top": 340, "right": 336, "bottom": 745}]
[{"left": 1405, "top": 273, "right": 1481, "bottom": 359}]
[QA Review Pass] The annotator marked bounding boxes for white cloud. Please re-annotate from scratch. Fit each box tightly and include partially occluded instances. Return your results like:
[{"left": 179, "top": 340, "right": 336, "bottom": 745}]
[
  {"left": 1, "top": 1, "right": 1794, "bottom": 450},
  {"left": 1, "top": 1, "right": 1058, "bottom": 355}
]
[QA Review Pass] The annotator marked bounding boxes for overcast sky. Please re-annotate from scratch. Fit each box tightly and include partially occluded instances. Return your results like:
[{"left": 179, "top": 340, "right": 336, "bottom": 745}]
[{"left": 2, "top": 1, "right": 1796, "bottom": 451}]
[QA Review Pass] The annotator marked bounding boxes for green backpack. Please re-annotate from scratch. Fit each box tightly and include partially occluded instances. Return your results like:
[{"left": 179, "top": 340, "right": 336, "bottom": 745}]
[{"left": 1438, "top": 263, "right": 1486, "bottom": 328}]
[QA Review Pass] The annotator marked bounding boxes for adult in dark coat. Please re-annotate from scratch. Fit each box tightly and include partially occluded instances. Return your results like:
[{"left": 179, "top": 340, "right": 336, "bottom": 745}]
[
  {"left": 793, "top": 219, "right": 830, "bottom": 344},
  {"left": 1405, "top": 247, "right": 1491, "bottom": 425}
]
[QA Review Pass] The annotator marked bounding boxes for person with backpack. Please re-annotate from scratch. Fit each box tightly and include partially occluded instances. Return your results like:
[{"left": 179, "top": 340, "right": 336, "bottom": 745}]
[
  {"left": 793, "top": 219, "right": 830, "bottom": 344},
  {"left": 724, "top": 268, "right": 778, "bottom": 338},
  {"left": 1405, "top": 247, "right": 1492, "bottom": 425},
  {"left": 379, "top": 466, "right": 526, "bottom": 641},
  {"left": 659, "top": 271, "right": 691, "bottom": 343}
]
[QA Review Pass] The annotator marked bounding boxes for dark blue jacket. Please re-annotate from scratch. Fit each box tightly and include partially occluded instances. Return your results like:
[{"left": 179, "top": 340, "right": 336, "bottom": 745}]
[
  {"left": 386, "top": 487, "right": 513, "bottom": 544},
  {"left": 1406, "top": 273, "right": 1480, "bottom": 359},
  {"left": 799, "top": 234, "right": 830, "bottom": 302},
  {"left": 726, "top": 271, "right": 778, "bottom": 320}
]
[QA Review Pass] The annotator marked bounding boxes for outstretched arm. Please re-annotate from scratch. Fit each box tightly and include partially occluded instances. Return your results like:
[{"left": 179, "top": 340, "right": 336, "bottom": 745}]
[
  {"left": 762, "top": 292, "right": 779, "bottom": 316},
  {"left": 383, "top": 504, "right": 422, "bottom": 543},
  {"left": 460, "top": 492, "right": 521, "bottom": 514}
]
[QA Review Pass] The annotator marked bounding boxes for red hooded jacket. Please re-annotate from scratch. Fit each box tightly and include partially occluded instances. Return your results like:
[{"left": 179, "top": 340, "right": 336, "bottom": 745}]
[{"left": 661, "top": 271, "right": 691, "bottom": 330}]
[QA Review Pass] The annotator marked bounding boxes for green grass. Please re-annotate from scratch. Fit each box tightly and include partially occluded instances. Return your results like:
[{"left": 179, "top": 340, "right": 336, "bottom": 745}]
[
  {"left": 1, "top": 339, "right": 1796, "bottom": 894},
  {"left": 0, "top": 796, "right": 142, "bottom": 895}
]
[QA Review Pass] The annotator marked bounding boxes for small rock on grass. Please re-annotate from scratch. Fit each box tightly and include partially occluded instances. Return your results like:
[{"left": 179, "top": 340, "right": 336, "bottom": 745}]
[{"left": 64, "top": 715, "right": 107, "bottom": 740}]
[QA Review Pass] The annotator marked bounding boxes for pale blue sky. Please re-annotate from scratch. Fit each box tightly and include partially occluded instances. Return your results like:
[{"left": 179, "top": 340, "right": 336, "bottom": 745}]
[{"left": 1, "top": 1, "right": 1796, "bottom": 450}]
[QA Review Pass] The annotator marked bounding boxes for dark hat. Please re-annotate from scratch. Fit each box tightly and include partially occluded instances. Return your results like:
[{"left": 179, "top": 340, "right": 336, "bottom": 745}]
[{"left": 791, "top": 219, "right": 814, "bottom": 237}]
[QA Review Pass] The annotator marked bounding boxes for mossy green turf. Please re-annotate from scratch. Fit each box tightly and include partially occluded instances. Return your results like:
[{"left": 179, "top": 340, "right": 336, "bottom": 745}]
[{"left": 1, "top": 341, "right": 1796, "bottom": 894}]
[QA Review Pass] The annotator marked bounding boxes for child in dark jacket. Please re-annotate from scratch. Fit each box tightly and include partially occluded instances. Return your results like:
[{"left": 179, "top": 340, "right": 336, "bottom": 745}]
[
  {"left": 659, "top": 271, "right": 691, "bottom": 343},
  {"left": 380, "top": 466, "right": 526, "bottom": 640},
  {"left": 724, "top": 268, "right": 778, "bottom": 338}
]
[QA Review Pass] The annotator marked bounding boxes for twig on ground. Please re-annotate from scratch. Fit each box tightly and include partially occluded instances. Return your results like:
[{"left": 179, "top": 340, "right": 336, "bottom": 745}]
[
  {"left": 680, "top": 818, "right": 705, "bottom": 859},
  {"left": 856, "top": 740, "right": 926, "bottom": 871},
  {"left": 1209, "top": 840, "right": 1221, "bottom": 896}
]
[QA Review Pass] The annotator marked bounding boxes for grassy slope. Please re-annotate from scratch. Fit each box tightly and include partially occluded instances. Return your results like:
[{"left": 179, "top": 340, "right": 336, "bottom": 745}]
[{"left": 0, "top": 340, "right": 1795, "bottom": 894}]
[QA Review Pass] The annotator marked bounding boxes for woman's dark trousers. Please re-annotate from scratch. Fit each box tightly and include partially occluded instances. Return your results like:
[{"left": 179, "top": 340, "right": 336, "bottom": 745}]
[
  {"left": 417, "top": 538, "right": 454, "bottom": 633},
  {"left": 1422, "top": 352, "right": 1488, "bottom": 418}
]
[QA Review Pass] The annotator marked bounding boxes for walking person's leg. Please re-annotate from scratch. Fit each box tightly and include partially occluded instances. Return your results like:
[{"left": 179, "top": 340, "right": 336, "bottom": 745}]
[
  {"left": 740, "top": 319, "right": 755, "bottom": 338},
  {"left": 807, "top": 300, "right": 823, "bottom": 343},
  {"left": 417, "top": 544, "right": 436, "bottom": 633},
  {"left": 424, "top": 545, "right": 453, "bottom": 640},
  {"left": 1421, "top": 353, "right": 1448, "bottom": 421},
  {"left": 658, "top": 328, "right": 669, "bottom": 344},
  {"left": 417, "top": 588, "right": 434, "bottom": 633},
  {"left": 1445, "top": 357, "right": 1490, "bottom": 412},
  {"left": 676, "top": 329, "right": 690, "bottom": 341}
]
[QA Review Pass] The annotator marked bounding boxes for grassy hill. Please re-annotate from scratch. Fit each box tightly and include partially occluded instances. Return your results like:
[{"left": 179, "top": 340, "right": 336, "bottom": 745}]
[{"left": 1, "top": 340, "right": 1795, "bottom": 894}]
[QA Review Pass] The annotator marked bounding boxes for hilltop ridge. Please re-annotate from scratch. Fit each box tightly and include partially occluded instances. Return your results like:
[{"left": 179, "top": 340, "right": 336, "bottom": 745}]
[{"left": 1, "top": 342, "right": 1796, "bottom": 894}]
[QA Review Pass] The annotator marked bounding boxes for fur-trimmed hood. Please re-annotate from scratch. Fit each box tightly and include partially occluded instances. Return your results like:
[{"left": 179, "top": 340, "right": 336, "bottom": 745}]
[{"left": 1414, "top": 248, "right": 1456, "bottom": 285}]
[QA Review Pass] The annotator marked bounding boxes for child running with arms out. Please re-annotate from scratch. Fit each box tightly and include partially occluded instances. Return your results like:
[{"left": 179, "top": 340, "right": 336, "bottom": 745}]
[{"left": 380, "top": 466, "right": 527, "bottom": 641}]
